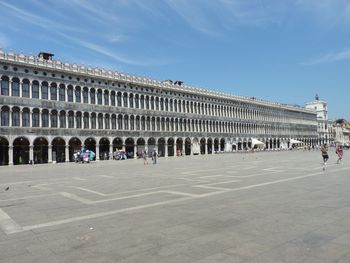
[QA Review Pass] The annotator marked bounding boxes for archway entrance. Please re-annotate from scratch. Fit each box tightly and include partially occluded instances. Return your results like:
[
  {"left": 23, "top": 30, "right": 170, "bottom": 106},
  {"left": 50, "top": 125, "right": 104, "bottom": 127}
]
[
  {"left": 13, "top": 137, "right": 29, "bottom": 165},
  {"left": 185, "top": 138, "right": 191, "bottom": 155},
  {"left": 137, "top": 138, "right": 145, "bottom": 157},
  {"left": 192, "top": 138, "right": 200, "bottom": 155},
  {"left": 52, "top": 137, "right": 65, "bottom": 163},
  {"left": 176, "top": 138, "right": 183, "bottom": 156},
  {"left": 33, "top": 137, "right": 48, "bottom": 164},
  {"left": 113, "top": 137, "right": 123, "bottom": 152},
  {"left": 0, "top": 137, "right": 9, "bottom": 165},
  {"left": 99, "top": 138, "right": 110, "bottom": 160},
  {"left": 157, "top": 138, "right": 165, "bottom": 157},
  {"left": 200, "top": 138, "right": 206, "bottom": 155},
  {"left": 214, "top": 138, "right": 219, "bottom": 153},
  {"left": 147, "top": 137, "right": 156, "bottom": 156},
  {"left": 220, "top": 138, "right": 225, "bottom": 152},
  {"left": 207, "top": 138, "right": 213, "bottom": 154},
  {"left": 167, "top": 138, "right": 174, "bottom": 157},
  {"left": 125, "top": 138, "right": 134, "bottom": 158},
  {"left": 69, "top": 137, "right": 81, "bottom": 162},
  {"left": 84, "top": 138, "right": 96, "bottom": 160},
  {"left": 238, "top": 142, "right": 242, "bottom": 151}
]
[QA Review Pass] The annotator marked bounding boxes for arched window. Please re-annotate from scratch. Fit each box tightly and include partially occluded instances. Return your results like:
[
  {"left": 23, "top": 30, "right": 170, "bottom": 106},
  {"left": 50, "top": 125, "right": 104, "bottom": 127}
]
[
  {"left": 160, "top": 98, "right": 164, "bottom": 111},
  {"left": 136, "top": 116, "right": 140, "bottom": 130},
  {"left": 117, "top": 92, "right": 122, "bottom": 107},
  {"left": 91, "top": 113, "right": 96, "bottom": 129},
  {"left": 129, "top": 94, "right": 134, "bottom": 108},
  {"left": 68, "top": 111, "right": 74, "bottom": 128},
  {"left": 155, "top": 97, "right": 159, "bottom": 111},
  {"left": 12, "top": 107, "right": 20, "bottom": 126},
  {"left": 59, "top": 111, "right": 66, "bottom": 128},
  {"left": 151, "top": 97, "right": 154, "bottom": 110},
  {"left": 174, "top": 100, "right": 177, "bottom": 112},
  {"left": 32, "top": 109, "right": 40, "bottom": 127},
  {"left": 141, "top": 116, "right": 145, "bottom": 130},
  {"left": 146, "top": 117, "right": 150, "bottom": 130},
  {"left": 110, "top": 91, "right": 115, "bottom": 106},
  {"left": 151, "top": 117, "right": 155, "bottom": 131},
  {"left": 75, "top": 86, "right": 81, "bottom": 103},
  {"left": 22, "top": 79, "right": 30, "bottom": 98},
  {"left": 12, "top": 78, "right": 20, "bottom": 97},
  {"left": 169, "top": 99, "right": 173, "bottom": 112},
  {"left": 0, "top": 106, "right": 9, "bottom": 126},
  {"left": 118, "top": 115, "right": 123, "bottom": 129},
  {"left": 140, "top": 95, "right": 145, "bottom": 109},
  {"left": 83, "top": 112, "right": 89, "bottom": 129},
  {"left": 135, "top": 94, "right": 139, "bottom": 108},
  {"left": 59, "top": 84, "right": 65, "bottom": 101},
  {"left": 145, "top": 96, "right": 149, "bottom": 110},
  {"left": 104, "top": 91, "right": 109, "bottom": 106},
  {"left": 83, "top": 87, "right": 89, "bottom": 103},
  {"left": 50, "top": 83, "right": 57, "bottom": 100},
  {"left": 111, "top": 114, "right": 116, "bottom": 129},
  {"left": 123, "top": 93, "right": 128, "bottom": 107},
  {"left": 40, "top": 81, "right": 48, "bottom": 99},
  {"left": 22, "top": 108, "right": 30, "bottom": 127},
  {"left": 76, "top": 112, "right": 82, "bottom": 128},
  {"left": 0, "top": 76, "right": 9, "bottom": 96},
  {"left": 67, "top": 85, "right": 74, "bottom": 102},
  {"left": 97, "top": 89, "right": 103, "bottom": 105},
  {"left": 42, "top": 109, "right": 49, "bottom": 127},
  {"left": 124, "top": 115, "right": 129, "bottom": 130},
  {"left": 51, "top": 110, "right": 58, "bottom": 128},
  {"left": 90, "top": 89, "right": 96, "bottom": 104},
  {"left": 165, "top": 99, "right": 169, "bottom": 111},
  {"left": 105, "top": 114, "right": 110, "bottom": 129},
  {"left": 130, "top": 115, "right": 134, "bottom": 130},
  {"left": 98, "top": 113, "right": 103, "bottom": 129}
]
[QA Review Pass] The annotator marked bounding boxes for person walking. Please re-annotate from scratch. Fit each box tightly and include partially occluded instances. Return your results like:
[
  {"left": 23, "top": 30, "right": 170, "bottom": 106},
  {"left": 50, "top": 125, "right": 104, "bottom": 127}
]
[
  {"left": 320, "top": 144, "right": 329, "bottom": 171},
  {"left": 143, "top": 150, "right": 148, "bottom": 165},
  {"left": 152, "top": 149, "right": 157, "bottom": 164},
  {"left": 336, "top": 144, "right": 343, "bottom": 164}
]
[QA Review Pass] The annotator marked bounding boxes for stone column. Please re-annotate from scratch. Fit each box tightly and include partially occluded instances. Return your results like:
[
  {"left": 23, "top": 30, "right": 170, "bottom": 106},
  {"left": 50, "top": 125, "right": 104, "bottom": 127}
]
[
  {"left": 133, "top": 144, "right": 137, "bottom": 159},
  {"left": 8, "top": 146, "right": 13, "bottom": 165},
  {"left": 95, "top": 145, "right": 100, "bottom": 161},
  {"left": 48, "top": 145, "right": 52, "bottom": 163},
  {"left": 29, "top": 145, "right": 34, "bottom": 164},
  {"left": 164, "top": 144, "right": 168, "bottom": 157},
  {"left": 109, "top": 144, "right": 113, "bottom": 160},
  {"left": 65, "top": 145, "right": 69, "bottom": 162}
]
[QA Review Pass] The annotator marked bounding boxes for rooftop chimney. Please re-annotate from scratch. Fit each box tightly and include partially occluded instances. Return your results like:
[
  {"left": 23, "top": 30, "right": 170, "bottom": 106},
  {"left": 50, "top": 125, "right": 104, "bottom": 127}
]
[{"left": 38, "top": 52, "right": 54, "bottom": 60}]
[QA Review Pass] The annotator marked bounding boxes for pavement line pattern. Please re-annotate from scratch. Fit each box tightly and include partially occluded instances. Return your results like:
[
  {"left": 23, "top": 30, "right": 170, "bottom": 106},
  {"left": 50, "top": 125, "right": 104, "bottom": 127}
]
[{"left": 2, "top": 166, "right": 349, "bottom": 234}]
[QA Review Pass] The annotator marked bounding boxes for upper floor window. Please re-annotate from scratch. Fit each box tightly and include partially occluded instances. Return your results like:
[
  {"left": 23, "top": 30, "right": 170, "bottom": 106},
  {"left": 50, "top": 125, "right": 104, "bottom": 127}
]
[
  {"left": 11, "top": 78, "right": 20, "bottom": 97},
  {"left": 90, "top": 89, "right": 96, "bottom": 104},
  {"left": 83, "top": 88, "right": 89, "bottom": 103},
  {"left": 42, "top": 110, "right": 49, "bottom": 127},
  {"left": 41, "top": 82, "right": 48, "bottom": 99},
  {"left": 50, "top": 83, "right": 57, "bottom": 100},
  {"left": 22, "top": 79, "right": 30, "bottom": 98},
  {"left": 75, "top": 86, "right": 81, "bottom": 103},
  {"left": 32, "top": 109, "right": 40, "bottom": 127},
  {"left": 67, "top": 85, "right": 74, "bottom": 102},
  {"left": 59, "top": 84, "right": 65, "bottom": 101},
  {"left": 0, "top": 76, "right": 9, "bottom": 96},
  {"left": 12, "top": 108, "right": 20, "bottom": 126},
  {"left": 0, "top": 106, "right": 9, "bottom": 126},
  {"left": 97, "top": 90, "right": 103, "bottom": 105},
  {"left": 22, "top": 109, "right": 30, "bottom": 127}
]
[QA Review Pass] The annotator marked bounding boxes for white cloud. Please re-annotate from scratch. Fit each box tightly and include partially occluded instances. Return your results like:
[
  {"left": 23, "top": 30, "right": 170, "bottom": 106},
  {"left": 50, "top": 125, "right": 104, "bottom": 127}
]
[
  {"left": 0, "top": 33, "right": 9, "bottom": 48},
  {"left": 302, "top": 48, "right": 350, "bottom": 65}
]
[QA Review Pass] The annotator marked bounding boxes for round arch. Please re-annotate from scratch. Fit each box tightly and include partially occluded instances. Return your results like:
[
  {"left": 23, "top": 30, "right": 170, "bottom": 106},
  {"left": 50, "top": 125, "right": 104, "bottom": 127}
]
[
  {"left": 0, "top": 136, "right": 9, "bottom": 165},
  {"left": 125, "top": 138, "right": 134, "bottom": 158},
  {"left": 84, "top": 137, "right": 96, "bottom": 160},
  {"left": 99, "top": 138, "right": 110, "bottom": 160},
  {"left": 113, "top": 137, "right": 123, "bottom": 151},
  {"left": 33, "top": 137, "right": 48, "bottom": 164},
  {"left": 69, "top": 137, "right": 82, "bottom": 162},
  {"left": 157, "top": 138, "right": 165, "bottom": 157},
  {"left": 13, "top": 137, "right": 30, "bottom": 165},
  {"left": 200, "top": 138, "right": 206, "bottom": 155},
  {"left": 52, "top": 137, "right": 65, "bottom": 163},
  {"left": 207, "top": 138, "right": 213, "bottom": 154},
  {"left": 176, "top": 138, "right": 183, "bottom": 156},
  {"left": 167, "top": 138, "right": 174, "bottom": 157},
  {"left": 136, "top": 138, "right": 145, "bottom": 157}
]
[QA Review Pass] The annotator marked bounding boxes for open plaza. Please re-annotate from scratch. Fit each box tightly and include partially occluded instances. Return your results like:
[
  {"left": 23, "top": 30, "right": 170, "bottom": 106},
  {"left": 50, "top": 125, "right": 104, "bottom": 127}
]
[{"left": 1, "top": 150, "right": 350, "bottom": 263}]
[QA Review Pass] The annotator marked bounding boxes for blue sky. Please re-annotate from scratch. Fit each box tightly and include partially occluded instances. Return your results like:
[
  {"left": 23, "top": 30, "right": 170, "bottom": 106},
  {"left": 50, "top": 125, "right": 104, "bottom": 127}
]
[{"left": 0, "top": 0, "right": 349, "bottom": 119}]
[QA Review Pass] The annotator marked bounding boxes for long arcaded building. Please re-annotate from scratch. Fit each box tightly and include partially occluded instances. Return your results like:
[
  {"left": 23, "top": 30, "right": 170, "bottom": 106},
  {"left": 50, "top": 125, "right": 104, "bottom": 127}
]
[{"left": 0, "top": 50, "right": 318, "bottom": 165}]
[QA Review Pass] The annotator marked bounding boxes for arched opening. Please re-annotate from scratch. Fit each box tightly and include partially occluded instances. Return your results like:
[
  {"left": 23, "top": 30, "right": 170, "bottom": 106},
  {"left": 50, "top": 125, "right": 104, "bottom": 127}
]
[
  {"left": 167, "top": 138, "right": 174, "bottom": 157},
  {"left": 69, "top": 137, "right": 81, "bottom": 162},
  {"left": 176, "top": 138, "right": 183, "bottom": 156},
  {"left": 113, "top": 137, "right": 123, "bottom": 151},
  {"left": 0, "top": 137, "right": 9, "bottom": 165},
  {"left": 99, "top": 138, "right": 110, "bottom": 160},
  {"left": 242, "top": 141, "right": 247, "bottom": 150},
  {"left": 33, "top": 137, "right": 48, "bottom": 164},
  {"left": 192, "top": 138, "right": 200, "bottom": 155},
  {"left": 84, "top": 138, "right": 96, "bottom": 160},
  {"left": 125, "top": 138, "right": 134, "bottom": 158},
  {"left": 220, "top": 138, "right": 225, "bottom": 152},
  {"left": 157, "top": 138, "right": 165, "bottom": 157},
  {"left": 147, "top": 137, "right": 156, "bottom": 156},
  {"left": 185, "top": 138, "right": 192, "bottom": 155},
  {"left": 13, "top": 137, "right": 29, "bottom": 165},
  {"left": 200, "top": 138, "right": 206, "bottom": 155},
  {"left": 52, "top": 137, "right": 65, "bottom": 163},
  {"left": 238, "top": 142, "right": 242, "bottom": 151},
  {"left": 247, "top": 140, "right": 252, "bottom": 149},
  {"left": 214, "top": 138, "right": 219, "bottom": 153},
  {"left": 137, "top": 138, "right": 145, "bottom": 157},
  {"left": 207, "top": 138, "right": 213, "bottom": 154}
]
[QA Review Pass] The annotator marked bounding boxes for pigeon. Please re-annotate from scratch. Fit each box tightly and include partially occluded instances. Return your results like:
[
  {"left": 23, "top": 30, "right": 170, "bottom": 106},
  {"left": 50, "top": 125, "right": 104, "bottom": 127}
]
[{"left": 4, "top": 186, "right": 9, "bottom": 191}]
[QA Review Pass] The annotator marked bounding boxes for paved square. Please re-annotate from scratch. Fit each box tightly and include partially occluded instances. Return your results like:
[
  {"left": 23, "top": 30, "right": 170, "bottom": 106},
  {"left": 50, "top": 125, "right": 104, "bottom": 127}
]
[{"left": 1, "top": 150, "right": 350, "bottom": 263}]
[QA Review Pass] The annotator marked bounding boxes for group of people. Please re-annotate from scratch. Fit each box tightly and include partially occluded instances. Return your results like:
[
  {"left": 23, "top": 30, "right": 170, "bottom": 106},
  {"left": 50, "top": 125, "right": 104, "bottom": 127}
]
[
  {"left": 142, "top": 149, "right": 158, "bottom": 165},
  {"left": 320, "top": 144, "right": 344, "bottom": 170}
]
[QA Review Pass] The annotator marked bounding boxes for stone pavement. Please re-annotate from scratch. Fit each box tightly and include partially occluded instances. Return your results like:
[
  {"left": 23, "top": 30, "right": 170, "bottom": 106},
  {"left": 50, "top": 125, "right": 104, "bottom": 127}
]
[{"left": 0, "top": 150, "right": 350, "bottom": 263}]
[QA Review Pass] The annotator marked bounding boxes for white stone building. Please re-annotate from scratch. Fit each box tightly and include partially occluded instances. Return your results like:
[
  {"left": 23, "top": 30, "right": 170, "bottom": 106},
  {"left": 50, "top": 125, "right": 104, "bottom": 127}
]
[{"left": 0, "top": 50, "right": 318, "bottom": 165}]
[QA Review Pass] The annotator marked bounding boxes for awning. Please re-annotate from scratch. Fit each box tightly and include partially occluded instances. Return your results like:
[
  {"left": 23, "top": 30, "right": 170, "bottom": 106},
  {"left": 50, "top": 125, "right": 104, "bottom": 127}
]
[
  {"left": 290, "top": 139, "right": 303, "bottom": 144},
  {"left": 252, "top": 138, "right": 265, "bottom": 148}
]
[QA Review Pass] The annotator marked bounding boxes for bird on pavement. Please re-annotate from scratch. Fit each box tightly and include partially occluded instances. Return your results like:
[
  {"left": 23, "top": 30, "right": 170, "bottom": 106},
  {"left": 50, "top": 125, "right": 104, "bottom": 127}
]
[{"left": 4, "top": 186, "right": 9, "bottom": 191}]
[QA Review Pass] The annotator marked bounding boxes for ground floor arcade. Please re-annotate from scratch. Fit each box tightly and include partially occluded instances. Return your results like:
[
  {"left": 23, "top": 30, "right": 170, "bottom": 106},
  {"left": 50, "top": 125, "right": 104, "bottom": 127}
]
[{"left": 0, "top": 135, "right": 318, "bottom": 166}]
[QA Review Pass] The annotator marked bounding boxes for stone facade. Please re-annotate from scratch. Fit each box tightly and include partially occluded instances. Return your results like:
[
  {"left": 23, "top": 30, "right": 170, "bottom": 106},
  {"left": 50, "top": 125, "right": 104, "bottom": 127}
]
[{"left": 0, "top": 50, "right": 318, "bottom": 165}]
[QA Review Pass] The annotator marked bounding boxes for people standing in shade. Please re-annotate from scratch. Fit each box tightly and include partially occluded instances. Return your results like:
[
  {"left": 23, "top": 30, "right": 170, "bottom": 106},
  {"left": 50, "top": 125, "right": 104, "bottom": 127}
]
[
  {"left": 336, "top": 144, "right": 343, "bottom": 164},
  {"left": 152, "top": 149, "right": 157, "bottom": 164},
  {"left": 320, "top": 144, "right": 329, "bottom": 170},
  {"left": 143, "top": 150, "right": 148, "bottom": 165}
]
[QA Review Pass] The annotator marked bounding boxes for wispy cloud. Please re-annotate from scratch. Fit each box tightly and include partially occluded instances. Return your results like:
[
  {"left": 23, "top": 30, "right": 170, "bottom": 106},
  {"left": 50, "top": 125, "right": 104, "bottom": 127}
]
[
  {"left": 0, "top": 32, "right": 9, "bottom": 48},
  {"left": 302, "top": 48, "right": 350, "bottom": 65}
]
